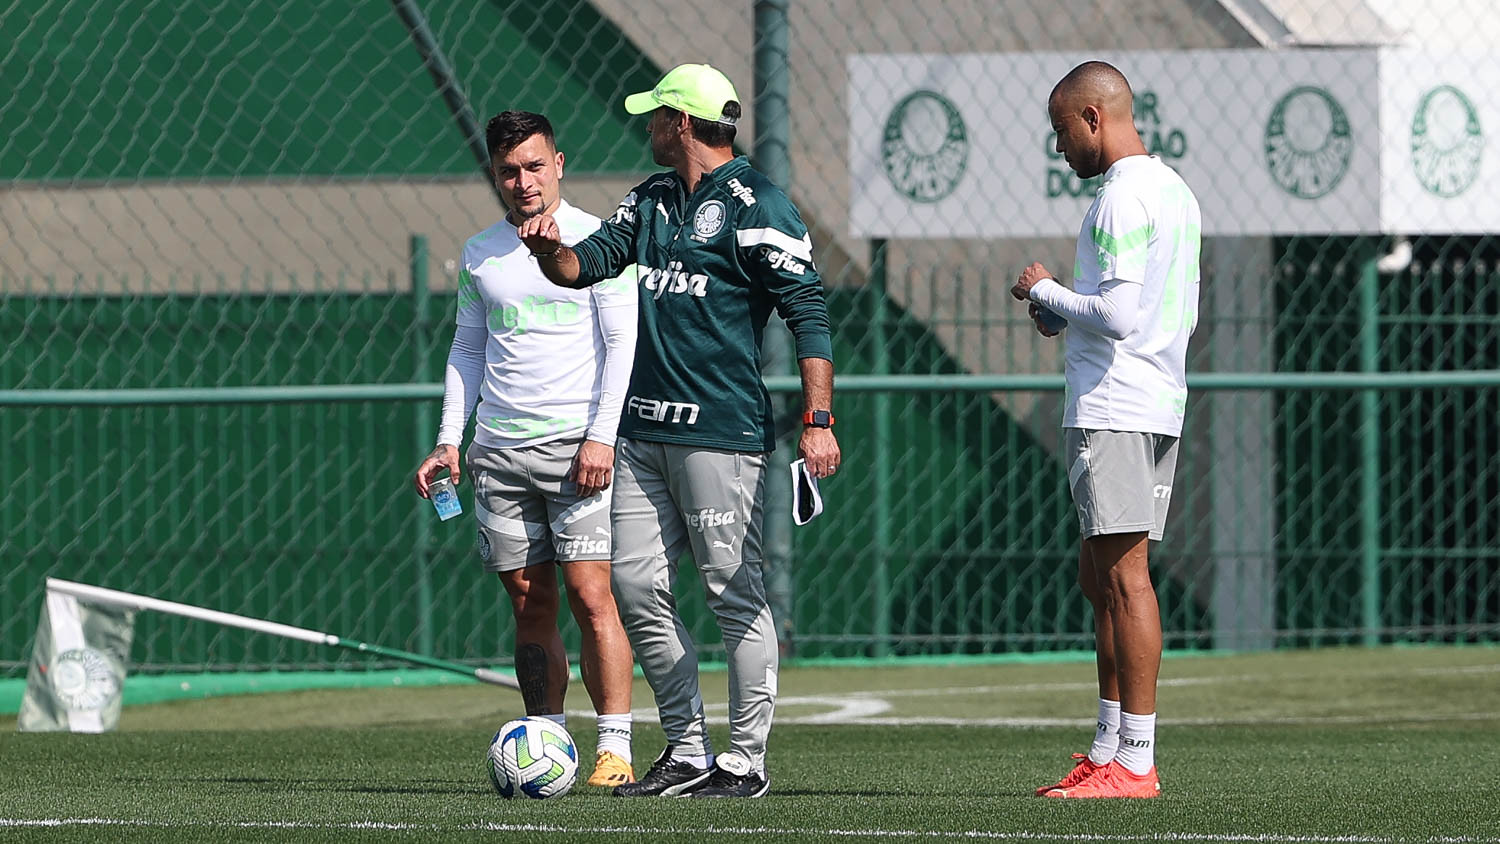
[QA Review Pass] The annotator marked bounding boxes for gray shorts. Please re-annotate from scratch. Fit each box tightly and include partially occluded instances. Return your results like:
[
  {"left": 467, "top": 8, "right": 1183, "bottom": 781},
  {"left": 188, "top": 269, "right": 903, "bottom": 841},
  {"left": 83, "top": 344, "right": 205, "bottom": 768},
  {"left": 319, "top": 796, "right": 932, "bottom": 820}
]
[
  {"left": 1063, "top": 428, "right": 1179, "bottom": 541},
  {"left": 465, "top": 438, "right": 613, "bottom": 572}
]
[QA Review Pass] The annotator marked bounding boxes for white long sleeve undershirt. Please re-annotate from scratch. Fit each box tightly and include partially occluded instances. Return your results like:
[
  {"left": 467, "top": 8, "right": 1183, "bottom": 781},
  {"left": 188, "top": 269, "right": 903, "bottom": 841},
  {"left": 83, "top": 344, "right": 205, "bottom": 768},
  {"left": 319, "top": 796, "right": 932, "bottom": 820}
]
[
  {"left": 583, "top": 294, "right": 637, "bottom": 448},
  {"left": 1028, "top": 277, "right": 1142, "bottom": 341},
  {"left": 436, "top": 324, "right": 486, "bottom": 448}
]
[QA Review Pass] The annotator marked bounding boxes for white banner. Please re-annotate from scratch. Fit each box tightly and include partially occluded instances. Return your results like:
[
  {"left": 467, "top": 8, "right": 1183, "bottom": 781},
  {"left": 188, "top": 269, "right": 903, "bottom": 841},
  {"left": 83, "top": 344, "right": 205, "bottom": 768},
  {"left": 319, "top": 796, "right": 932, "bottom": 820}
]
[
  {"left": 1379, "top": 50, "right": 1500, "bottom": 234},
  {"left": 848, "top": 50, "right": 1499, "bottom": 237}
]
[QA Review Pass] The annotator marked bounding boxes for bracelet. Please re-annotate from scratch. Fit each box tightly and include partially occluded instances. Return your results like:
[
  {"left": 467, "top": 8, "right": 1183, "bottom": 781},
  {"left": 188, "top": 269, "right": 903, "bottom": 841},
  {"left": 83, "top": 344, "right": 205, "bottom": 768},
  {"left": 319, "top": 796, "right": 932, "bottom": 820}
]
[{"left": 530, "top": 247, "right": 560, "bottom": 259}]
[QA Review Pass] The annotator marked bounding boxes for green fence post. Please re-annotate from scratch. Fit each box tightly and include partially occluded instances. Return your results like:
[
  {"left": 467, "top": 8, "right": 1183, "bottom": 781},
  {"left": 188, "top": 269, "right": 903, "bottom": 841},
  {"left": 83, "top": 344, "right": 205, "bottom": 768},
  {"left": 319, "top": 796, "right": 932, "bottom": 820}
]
[
  {"left": 871, "top": 239, "right": 891, "bottom": 657},
  {"left": 411, "top": 234, "right": 436, "bottom": 656},
  {"left": 1359, "top": 249, "right": 1381, "bottom": 646},
  {"left": 754, "top": 0, "right": 796, "bottom": 653}
]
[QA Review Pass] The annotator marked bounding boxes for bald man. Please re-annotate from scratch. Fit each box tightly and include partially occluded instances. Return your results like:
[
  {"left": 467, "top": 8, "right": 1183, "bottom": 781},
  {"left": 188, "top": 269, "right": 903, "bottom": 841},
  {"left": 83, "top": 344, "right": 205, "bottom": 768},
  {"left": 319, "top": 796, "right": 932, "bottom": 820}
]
[{"left": 1011, "top": 61, "right": 1202, "bottom": 799}]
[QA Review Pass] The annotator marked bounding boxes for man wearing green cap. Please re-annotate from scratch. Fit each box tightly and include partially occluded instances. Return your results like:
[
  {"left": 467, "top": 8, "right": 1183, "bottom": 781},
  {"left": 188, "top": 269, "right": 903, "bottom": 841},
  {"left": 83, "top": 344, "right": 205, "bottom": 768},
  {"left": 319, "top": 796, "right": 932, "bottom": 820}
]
[{"left": 519, "top": 63, "right": 840, "bottom": 799}]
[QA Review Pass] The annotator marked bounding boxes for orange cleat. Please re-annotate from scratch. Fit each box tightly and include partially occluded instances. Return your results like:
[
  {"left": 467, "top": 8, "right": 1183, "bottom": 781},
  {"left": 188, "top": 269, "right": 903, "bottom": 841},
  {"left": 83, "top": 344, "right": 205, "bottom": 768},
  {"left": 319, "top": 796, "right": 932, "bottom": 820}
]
[
  {"left": 1044, "top": 761, "right": 1161, "bottom": 799},
  {"left": 1034, "top": 753, "right": 1105, "bottom": 797},
  {"left": 586, "top": 751, "right": 636, "bottom": 787}
]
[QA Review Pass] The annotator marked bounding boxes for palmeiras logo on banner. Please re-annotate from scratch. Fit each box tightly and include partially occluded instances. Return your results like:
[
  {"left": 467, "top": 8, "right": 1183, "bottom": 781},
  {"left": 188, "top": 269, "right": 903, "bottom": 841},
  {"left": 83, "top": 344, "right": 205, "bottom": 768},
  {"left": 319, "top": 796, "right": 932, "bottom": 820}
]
[
  {"left": 1264, "top": 86, "right": 1352, "bottom": 199},
  {"left": 881, "top": 90, "right": 968, "bottom": 202},
  {"left": 1411, "top": 85, "right": 1483, "bottom": 198},
  {"left": 51, "top": 647, "right": 121, "bottom": 710}
]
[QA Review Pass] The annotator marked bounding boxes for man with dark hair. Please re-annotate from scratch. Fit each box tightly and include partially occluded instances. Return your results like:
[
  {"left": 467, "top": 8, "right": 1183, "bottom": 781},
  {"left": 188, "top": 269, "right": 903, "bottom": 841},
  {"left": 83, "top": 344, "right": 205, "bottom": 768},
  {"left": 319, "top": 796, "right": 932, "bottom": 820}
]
[
  {"left": 518, "top": 64, "right": 840, "bottom": 799},
  {"left": 1012, "top": 61, "right": 1201, "bottom": 799},
  {"left": 413, "top": 110, "right": 639, "bottom": 788}
]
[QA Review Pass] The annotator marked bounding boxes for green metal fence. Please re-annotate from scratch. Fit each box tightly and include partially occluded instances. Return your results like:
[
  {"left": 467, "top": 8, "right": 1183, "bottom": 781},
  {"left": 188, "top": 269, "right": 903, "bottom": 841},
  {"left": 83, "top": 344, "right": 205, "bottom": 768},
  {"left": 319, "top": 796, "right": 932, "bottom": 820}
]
[
  {"left": 3, "top": 0, "right": 1498, "bottom": 677},
  {"left": 4, "top": 255, "right": 1496, "bottom": 674}
]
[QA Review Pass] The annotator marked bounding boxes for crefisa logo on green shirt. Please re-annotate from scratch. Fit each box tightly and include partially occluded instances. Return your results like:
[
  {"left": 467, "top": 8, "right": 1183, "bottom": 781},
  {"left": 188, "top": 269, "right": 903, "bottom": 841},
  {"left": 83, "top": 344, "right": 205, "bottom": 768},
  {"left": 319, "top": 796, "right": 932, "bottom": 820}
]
[
  {"left": 881, "top": 90, "right": 968, "bottom": 202},
  {"left": 1411, "top": 85, "right": 1483, "bottom": 198},
  {"left": 1264, "top": 86, "right": 1352, "bottom": 199}
]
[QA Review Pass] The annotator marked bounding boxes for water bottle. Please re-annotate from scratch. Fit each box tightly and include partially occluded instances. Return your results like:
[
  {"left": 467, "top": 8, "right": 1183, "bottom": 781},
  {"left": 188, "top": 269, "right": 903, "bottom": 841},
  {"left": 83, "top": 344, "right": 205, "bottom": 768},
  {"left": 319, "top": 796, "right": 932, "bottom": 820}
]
[{"left": 428, "top": 476, "right": 463, "bottom": 521}]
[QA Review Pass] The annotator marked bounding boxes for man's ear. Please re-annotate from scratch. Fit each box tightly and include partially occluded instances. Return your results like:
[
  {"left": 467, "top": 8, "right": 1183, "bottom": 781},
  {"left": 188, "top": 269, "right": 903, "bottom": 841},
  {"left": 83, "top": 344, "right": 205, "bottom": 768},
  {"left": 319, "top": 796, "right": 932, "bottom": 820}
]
[
  {"left": 555, "top": 151, "right": 565, "bottom": 181},
  {"left": 1083, "top": 105, "right": 1101, "bottom": 132}
]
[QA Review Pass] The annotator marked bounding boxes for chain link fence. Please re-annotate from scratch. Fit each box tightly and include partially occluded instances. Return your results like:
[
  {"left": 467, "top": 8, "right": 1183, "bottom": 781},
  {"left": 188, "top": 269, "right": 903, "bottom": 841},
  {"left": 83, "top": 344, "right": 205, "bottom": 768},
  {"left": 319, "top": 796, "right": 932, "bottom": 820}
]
[{"left": 3, "top": 0, "right": 1497, "bottom": 676}]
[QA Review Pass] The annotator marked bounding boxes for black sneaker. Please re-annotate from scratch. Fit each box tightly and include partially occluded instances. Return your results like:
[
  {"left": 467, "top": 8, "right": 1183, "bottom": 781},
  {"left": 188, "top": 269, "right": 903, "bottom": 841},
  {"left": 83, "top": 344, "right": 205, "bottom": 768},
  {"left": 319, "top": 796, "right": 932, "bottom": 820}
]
[
  {"left": 688, "top": 754, "right": 770, "bottom": 798},
  {"left": 612, "top": 747, "right": 712, "bottom": 797}
]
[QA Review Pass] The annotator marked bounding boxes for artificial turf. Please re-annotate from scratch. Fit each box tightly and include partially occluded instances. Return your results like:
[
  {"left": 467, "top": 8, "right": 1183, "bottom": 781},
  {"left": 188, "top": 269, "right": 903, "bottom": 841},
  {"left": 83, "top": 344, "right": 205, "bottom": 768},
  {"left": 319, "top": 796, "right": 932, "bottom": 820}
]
[{"left": 1, "top": 647, "right": 1496, "bottom": 843}]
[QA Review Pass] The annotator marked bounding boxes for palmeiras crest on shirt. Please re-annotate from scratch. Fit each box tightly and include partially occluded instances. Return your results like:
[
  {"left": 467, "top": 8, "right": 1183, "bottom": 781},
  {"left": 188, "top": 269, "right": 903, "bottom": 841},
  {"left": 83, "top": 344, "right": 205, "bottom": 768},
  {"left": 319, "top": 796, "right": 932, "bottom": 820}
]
[
  {"left": 51, "top": 648, "right": 120, "bottom": 711},
  {"left": 692, "top": 200, "right": 727, "bottom": 240},
  {"left": 1411, "top": 85, "right": 1483, "bottom": 198},
  {"left": 1264, "top": 86, "right": 1352, "bottom": 200},
  {"left": 881, "top": 90, "right": 968, "bottom": 202}
]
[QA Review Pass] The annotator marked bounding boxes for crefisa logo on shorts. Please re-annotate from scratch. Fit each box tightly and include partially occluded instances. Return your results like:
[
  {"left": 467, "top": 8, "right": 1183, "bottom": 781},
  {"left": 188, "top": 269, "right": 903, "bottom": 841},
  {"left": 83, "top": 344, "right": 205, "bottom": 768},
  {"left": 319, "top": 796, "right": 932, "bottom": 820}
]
[
  {"left": 1264, "top": 86, "right": 1352, "bottom": 199},
  {"left": 556, "top": 532, "right": 609, "bottom": 557},
  {"left": 50, "top": 648, "right": 120, "bottom": 711},
  {"left": 1411, "top": 85, "right": 1483, "bottom": 198},
  {"left": 685, "top": 508, "right": 737, "bottom": 532},
  {"left": 882, "top": 90, "right": 968, "bottom": 202}
]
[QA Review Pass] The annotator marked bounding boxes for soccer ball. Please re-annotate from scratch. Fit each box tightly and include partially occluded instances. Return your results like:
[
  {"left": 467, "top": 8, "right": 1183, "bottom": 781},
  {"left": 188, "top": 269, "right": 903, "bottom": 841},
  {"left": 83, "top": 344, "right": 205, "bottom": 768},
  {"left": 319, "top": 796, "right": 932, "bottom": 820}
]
[{"left": 487, "top": 717, "right": 579, "bottom": 799}]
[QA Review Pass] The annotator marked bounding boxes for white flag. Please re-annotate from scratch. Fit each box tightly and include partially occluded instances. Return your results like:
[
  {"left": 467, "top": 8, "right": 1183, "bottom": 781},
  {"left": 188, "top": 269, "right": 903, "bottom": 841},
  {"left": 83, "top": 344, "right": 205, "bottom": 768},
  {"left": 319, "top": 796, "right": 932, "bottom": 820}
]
[{"left": 17, "top": 590, "right": 135, "bottom": 733}]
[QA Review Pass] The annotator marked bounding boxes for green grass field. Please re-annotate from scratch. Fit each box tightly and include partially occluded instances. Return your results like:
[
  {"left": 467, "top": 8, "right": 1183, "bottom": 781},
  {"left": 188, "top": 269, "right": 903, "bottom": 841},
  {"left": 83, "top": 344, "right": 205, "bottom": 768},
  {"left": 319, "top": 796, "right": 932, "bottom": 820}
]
[{"left": 2, "top": 647, "right": 1498, "bottom": 843}]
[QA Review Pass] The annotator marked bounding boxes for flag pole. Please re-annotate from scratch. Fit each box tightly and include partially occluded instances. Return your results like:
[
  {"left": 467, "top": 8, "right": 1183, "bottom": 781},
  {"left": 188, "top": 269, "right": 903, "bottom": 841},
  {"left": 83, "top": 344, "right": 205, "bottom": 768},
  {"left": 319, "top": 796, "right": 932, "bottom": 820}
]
[{"left": 45, "top": 578, "right": 519, "bottom": 690}]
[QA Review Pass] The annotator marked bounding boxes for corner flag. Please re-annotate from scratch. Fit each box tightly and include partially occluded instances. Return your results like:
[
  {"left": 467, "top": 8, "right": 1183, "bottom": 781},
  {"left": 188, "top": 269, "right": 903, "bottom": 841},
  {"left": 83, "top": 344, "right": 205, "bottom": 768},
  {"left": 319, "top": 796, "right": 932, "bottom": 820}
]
[{"left": 18, "top": 589, "right": 135, "bottom": 733}]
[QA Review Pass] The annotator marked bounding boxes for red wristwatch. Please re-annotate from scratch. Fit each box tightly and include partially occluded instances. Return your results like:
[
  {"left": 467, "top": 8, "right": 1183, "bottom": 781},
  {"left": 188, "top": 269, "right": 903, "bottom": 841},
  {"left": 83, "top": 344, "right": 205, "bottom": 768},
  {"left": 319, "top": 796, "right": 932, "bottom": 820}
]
[{"left": 803, "top": 410, "right": 835, "bottom": 428}]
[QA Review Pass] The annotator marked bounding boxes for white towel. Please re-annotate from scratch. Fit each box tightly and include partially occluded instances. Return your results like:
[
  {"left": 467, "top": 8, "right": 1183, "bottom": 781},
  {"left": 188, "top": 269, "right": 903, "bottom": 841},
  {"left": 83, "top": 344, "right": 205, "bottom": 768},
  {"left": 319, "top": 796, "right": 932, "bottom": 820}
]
[{"left": 790, "top": 459, "right": 824, "bottom": 526}]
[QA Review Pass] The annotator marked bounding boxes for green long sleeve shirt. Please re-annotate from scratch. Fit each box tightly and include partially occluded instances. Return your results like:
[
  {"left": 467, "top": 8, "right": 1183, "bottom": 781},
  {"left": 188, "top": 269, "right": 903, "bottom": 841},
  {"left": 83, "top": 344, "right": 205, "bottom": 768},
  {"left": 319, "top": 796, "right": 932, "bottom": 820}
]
[{"left": 572, "top": 155, "right": 833, "bottom": 453}]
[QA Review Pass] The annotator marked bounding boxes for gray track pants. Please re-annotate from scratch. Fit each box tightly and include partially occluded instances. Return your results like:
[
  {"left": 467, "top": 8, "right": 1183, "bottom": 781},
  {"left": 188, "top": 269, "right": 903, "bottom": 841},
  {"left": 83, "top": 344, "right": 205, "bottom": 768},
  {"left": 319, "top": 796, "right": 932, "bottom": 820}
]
[{"left": 610, "top": 437, "right": 777, "bottom": 771}]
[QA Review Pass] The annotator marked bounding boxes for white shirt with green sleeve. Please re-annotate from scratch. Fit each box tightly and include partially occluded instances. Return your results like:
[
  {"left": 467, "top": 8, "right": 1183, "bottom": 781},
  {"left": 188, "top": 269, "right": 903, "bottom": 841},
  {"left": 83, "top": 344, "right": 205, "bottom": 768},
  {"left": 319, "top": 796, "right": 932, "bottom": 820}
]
[
  {"left": 1029, "top": 154, "right": 1201, "bottom": 438},
  {"left": 437, "top": 200, "right": 638, "bottom": 450}
]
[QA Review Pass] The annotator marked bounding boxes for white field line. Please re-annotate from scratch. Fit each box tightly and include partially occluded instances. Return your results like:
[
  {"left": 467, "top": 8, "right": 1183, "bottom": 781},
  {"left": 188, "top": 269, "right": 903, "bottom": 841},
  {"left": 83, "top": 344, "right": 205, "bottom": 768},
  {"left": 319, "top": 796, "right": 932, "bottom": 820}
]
[
  {"left": 1, "top": 819, "right": 1496, "bottom": 843},
  {"left": 566, "top": 703, "right": 1500, "bottom": 729},
  {"left": 1410, "top": 663, "right": 1500, "bottom": 676},
  {"left": 808, "top": 662, "right": 1500, "bottom": 701},
  {"left": 772, "top": 711, "right": 1500, "bottom": 728},
  {"left": 564, "top": 661, "right": 1500, "bottom": 726},
  {"left": 833, "top": 676, "right": 1234, "bottom": 699}
]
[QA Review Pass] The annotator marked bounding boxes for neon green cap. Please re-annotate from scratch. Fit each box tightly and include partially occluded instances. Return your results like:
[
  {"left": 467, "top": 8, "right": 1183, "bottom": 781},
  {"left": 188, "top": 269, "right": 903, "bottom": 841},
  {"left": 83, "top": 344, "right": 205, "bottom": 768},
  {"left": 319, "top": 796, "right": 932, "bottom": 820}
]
[{"left": 623, "top": 63, "right": 740, "bottom": 125}]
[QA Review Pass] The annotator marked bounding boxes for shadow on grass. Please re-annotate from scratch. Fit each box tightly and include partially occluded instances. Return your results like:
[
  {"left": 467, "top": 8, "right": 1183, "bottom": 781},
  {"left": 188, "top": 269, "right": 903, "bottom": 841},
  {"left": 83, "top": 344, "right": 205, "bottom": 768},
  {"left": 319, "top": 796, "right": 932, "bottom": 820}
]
[{"left": 117, "top": 776, "right": 482, "bottom": 795}]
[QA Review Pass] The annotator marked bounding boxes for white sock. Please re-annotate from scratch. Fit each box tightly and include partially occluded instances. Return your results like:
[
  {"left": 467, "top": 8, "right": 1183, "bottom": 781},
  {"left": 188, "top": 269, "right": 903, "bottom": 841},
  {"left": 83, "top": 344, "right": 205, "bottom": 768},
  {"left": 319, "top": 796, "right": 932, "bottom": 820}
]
[
  {"left": 1115, "top": 711, "right": 1157, "bottom": 775},
  {"left": 596, "top": 714, "right": 632, "bottom": 763},
  {"left": 1087, "top": 698, "right": 1121, "bottom": 765},
  {"left": 678, "top": 751, "right": 713, "bottom": 771},
  {"left": 537, "top": 713, "right": 567, "bottom": 730}
]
